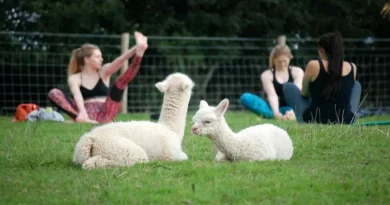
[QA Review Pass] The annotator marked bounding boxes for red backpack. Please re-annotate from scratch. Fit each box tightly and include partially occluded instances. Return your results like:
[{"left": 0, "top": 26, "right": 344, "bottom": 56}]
[{"left": 14, "top": 103, "right": 39, "bottom": 122}]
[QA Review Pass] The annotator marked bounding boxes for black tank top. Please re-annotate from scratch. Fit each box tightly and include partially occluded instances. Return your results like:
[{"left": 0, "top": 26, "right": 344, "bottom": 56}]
[
  {"left": 272, "top": 67, "right": 294, "bottom": 106},
  {"left": 303, "top": 60, "right": 356, "bottom": 124},
  {"left": 80, "top": 73, "right": 109, "bottom": 100}
]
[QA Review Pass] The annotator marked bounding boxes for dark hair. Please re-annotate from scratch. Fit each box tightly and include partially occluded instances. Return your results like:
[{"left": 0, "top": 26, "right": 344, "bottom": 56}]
[{"left": 318, "top": 32, "right": 344, "bottom": 100}]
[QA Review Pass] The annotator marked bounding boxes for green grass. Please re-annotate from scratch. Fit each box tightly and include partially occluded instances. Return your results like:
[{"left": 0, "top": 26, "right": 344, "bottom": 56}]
[{"left": 0, "top": 112, "right": 389, "bottom": 204}]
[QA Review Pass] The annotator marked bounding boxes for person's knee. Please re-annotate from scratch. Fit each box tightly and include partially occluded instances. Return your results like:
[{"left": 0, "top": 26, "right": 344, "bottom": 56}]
[
  {"left": 283, "top": 83, "right": 300, "bottom": 101},
  {"left": 48, "top": 88, "right": 61, "bottom": 98},
  {"left": 354, "top": 81, "right": 362, "bottom": 91},
  {"left": 240, "top": 92, "right": 253, "bottom": 106},
  {"left": 109, "top": 85, "right": 124, "bottom": 102},
  {"left": 283, "top": 82, "right": 297, "bottom": 93}
]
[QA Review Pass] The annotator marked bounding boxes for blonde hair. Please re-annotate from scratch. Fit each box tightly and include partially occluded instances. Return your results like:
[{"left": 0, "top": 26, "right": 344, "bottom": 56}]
[
  {"left": 67, "top": 43, "right": 99, "bottom": 76},
  {"left": 268, "top": 45, "right": 293, "bottom": 68}
]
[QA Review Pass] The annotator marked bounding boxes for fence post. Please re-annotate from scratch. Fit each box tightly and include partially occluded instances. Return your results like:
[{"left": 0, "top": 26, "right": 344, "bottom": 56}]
[
  {"left": 277, "top": 35, "right": 286, "bottom": 46},
  {"left": 120, "top": 33, "right": 130, "bottom": 114}
]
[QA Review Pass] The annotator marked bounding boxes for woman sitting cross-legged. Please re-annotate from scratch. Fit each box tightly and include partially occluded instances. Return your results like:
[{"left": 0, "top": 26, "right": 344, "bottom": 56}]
[
  {"left": 48, "top": 31, "right": 148, "bottom": 124},
  {"left": 283, "top": 32, "right": 362, "bottom": 124},
  {"left": 240, "top": 44, "right": 304, "bottom": 120}
]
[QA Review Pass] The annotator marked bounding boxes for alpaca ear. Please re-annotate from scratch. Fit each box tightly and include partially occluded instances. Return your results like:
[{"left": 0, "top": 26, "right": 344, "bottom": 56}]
[
  {"left": 180, "top": 80, "right": 194, "bottom": 92},
  {"left": 180, "top": 83, "right": 190, "bottom": 92},
  {"left": 215, "top": 98, "right": 229, "bottom": 115},
  {"left": 199, "top": 100, "right": 209, "bottom": 108},
  {"left": 155, "top": 81, "right": 169, "bottom": 92}
]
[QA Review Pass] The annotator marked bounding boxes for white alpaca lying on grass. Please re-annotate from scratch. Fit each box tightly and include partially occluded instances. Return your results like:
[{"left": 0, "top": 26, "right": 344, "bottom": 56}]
[
  {"left": 191, "top": 99, "right": 293, "bottom": 162},
  {"left": 73, "top": 73, "right": 194, "bottom": 169}
]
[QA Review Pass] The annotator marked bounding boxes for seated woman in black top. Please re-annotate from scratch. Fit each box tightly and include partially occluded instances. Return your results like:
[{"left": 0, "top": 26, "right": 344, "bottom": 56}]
[
  {"left": 282, "top": 32, "right": 362, "bottom": 124},
  {"left": 240, "top": 44, "right": 304, "bottom": 120}
]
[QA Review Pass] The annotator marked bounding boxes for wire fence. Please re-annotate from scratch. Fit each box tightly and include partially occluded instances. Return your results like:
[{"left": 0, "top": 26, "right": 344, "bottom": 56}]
[{"left": 1, "top": 31, "right": 389, "bottom": 115}]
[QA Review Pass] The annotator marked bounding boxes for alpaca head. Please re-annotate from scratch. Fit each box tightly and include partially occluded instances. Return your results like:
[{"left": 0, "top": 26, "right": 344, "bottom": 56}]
[
  {"left": 155, "top": 73, "right": 195, "bottom": 96},
  {"left": 191, "top": 99, "right": 229, "bottom": 136}
]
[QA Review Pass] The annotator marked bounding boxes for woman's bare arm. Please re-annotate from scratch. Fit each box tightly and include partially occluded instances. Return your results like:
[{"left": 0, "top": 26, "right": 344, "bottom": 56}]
[
  {"left": 352, "top": 62, "right": 357, "bottom": 80},
  {"left": 68, "top": 75, "right": 87, "bottom": 115},
  {"left": 301, "top": 61, "right": 318, "bottom": 97},
  {"left": 261, "top": 71, "right": 283, "bottom": 119},
  {"left": 100, "top": 46, "right": 137, "bottom": 79},
  {"left": 291, "top": 66, "right": 304, "bottom": 90}
]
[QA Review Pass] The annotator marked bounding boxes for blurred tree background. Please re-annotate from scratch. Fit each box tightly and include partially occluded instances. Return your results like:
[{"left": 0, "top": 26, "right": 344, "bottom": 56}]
[{"left": 1, "top": 0, "right": 388, "bottom": 39}]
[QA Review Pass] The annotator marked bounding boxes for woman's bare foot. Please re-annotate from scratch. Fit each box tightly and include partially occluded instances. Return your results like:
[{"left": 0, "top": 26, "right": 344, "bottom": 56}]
[
  {"left": 284, "top": 110, "right": 296, "bottom": 121},
  {"left": 134, "top": 31, "right": 148, "bottom": 56},
  {"left": 75, "top": 116, "right": 98, "bottom": 124},
  {"left": 85, "top": 118, "right": 99, "bottom": 124}
]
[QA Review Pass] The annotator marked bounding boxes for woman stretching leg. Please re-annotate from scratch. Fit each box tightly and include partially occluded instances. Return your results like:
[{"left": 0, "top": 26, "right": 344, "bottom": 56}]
[{"left": 48, "top": 32, "right": 148, "bottom": 123}]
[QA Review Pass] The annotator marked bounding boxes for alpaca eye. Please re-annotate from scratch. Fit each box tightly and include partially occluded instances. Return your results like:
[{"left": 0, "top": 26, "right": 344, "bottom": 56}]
[{"left": 204, "top": 120, "right": 211, "bottom": 124}]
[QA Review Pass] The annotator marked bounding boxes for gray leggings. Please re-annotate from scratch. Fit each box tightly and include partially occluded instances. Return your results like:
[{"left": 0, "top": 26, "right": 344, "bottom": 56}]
[{"left": 282, "top": 81, "right": 362, "bottom": 123}]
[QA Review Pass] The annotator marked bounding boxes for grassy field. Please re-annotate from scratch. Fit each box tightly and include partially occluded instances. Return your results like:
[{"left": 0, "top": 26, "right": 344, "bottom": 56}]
[{"left": 0, "top": 112, "right": 389, "bottom": 204}]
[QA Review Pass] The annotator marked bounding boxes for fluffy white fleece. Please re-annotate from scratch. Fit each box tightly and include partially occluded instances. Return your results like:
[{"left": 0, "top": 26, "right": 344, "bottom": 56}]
[
  {"left": 191, "top": 99, "right": 294, "bottom": 162},
  {"left": 73, "top": 72, "right": 194, "bottom": 169}
]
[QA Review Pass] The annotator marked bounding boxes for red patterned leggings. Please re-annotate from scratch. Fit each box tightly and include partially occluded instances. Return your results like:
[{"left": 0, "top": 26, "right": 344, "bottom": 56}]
[{"left": 48, "top": 55, "right": 142, "bottom": 123}]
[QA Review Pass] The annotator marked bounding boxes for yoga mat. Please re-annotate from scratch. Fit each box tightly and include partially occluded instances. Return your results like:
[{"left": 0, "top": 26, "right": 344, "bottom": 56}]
[{"left": 355, "top": 120, "right": 390, "bottom": 126}]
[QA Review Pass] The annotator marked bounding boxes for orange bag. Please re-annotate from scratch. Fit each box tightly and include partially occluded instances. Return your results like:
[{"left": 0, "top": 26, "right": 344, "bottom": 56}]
[{"left": 14, "top": 103, "right": 39, "bottom": 122}]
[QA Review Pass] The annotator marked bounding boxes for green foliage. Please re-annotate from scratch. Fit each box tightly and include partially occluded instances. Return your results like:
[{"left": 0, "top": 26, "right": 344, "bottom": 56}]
[
  {"left": 1, "top": 0, "right": 389, "bottom": 55},
  {"left": 26, "top": 0, "right": 129, "bottom": 34},
  {"left": 1, "top": 0, "right": 389, "bottom": 37}
]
